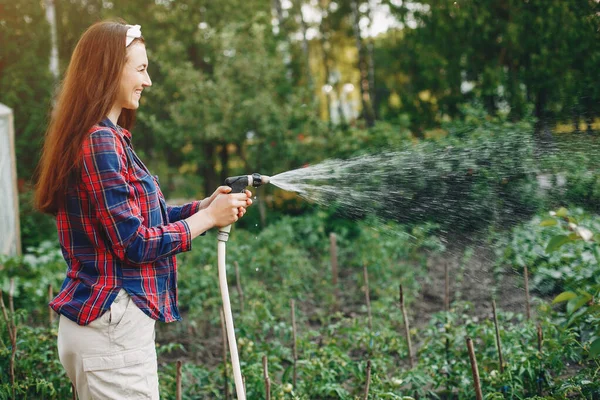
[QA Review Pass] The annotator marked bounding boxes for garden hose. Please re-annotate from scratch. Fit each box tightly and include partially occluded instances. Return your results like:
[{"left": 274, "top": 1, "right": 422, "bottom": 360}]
[{"left": 218, "top": 173, "right": 270, "bottom": 400}]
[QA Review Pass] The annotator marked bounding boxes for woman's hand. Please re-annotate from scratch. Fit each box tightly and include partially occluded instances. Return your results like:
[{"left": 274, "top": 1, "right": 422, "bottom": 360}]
[
  {"left": 205, "top": 188, "right": 253, "bottom": 228},
  {"left": 186, "top": 188, "right": 253, "bottom": 238},
  {"left": 201, "top": 187, "right": 253, "bottom": 216},
  {"left": 200, "top": 186, "right": 230, "bottom": 210},
  {"left": 237, "top": 189, "right": 253, "bottom": 218}
]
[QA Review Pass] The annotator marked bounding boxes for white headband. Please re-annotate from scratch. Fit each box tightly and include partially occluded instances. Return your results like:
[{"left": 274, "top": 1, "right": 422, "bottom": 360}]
[{"left": 125, "top": 24, "right": 142, "bottom": 47}]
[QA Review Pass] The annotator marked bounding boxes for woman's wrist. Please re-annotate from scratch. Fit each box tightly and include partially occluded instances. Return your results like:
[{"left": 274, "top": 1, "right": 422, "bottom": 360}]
[
  {"left": 198, "top": 198, "right": 208, "bottom": 210},
  {"left": 185, "top": 208, "right": 215, "bottom": 239}
]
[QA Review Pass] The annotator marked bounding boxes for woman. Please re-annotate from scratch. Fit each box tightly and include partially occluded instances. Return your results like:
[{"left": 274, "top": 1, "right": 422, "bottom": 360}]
[{"left": 34, "top": 21, "right": 251, "bottom": 399}]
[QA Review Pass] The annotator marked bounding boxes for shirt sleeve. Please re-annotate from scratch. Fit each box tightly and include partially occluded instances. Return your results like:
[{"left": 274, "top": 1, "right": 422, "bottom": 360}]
[
  {"left": 167, "top": 201, "right": 201, "bottom": 223},
  {"left": 81, "top": 129, "right": 192, "bottom": 264}
]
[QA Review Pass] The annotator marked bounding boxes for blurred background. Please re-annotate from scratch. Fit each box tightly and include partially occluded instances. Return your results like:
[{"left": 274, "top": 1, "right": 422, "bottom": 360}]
[{"left": 1, "top": 0, "right": 599, "bottom": 250}]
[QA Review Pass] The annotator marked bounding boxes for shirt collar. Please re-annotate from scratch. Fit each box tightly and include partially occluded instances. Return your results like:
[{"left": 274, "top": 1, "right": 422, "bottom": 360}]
[{"left": 99, "top": 117, "right": 132, "bottom": 142}]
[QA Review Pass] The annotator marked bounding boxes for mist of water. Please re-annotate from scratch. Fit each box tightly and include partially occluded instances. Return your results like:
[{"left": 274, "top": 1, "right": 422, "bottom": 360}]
[{"left": 265, "top": 130, "right": 600, "bottom": 298}]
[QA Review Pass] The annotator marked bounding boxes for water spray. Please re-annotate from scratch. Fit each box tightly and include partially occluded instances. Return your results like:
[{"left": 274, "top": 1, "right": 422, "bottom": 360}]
[{"left": 218, "top": 173, "right": 270, "bottom": 400}]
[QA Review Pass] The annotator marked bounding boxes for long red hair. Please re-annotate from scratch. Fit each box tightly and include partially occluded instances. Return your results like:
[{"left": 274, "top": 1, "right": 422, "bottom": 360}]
[{"left": 35, "top": 21, "right": 144, "bottom": 215}]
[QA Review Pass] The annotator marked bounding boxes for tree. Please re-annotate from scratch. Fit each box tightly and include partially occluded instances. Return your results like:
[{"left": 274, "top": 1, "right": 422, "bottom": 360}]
[{"left": 0, "top": 0, "right": 54, "bottom": 182}]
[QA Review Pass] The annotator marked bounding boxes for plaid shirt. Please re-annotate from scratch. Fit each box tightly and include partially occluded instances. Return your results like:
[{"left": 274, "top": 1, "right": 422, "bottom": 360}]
[{"left": 50, "top": 118, "right": 201, "bottom": 325}]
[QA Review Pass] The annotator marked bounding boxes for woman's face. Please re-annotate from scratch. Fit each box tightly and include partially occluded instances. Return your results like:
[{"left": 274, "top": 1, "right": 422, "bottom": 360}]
[{"left": 116, "top": 42, "right": 152, "bottom": 111}]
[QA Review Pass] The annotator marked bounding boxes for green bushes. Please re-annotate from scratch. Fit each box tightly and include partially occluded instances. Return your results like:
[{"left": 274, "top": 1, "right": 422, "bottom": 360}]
[
  {"left": 0, "top": 323, "right": 71, "bottom": 399},
  {"left": 0, "top": 241, "right": 65, "bottom": 324},
  {"left": 18, "top": 191, "right": 58, "bottom": 254},
  {"left": 406, "top": 303, "right": 578, "bottom": 398},
  {"left": 4, "top": 209, "right": 600, "bottom": 398},
  {"left": 495, "top": 208, "right": 600, "bottom": 295},
  {"left": 542, "top": 150, "right": 600, "bottom": 213}
]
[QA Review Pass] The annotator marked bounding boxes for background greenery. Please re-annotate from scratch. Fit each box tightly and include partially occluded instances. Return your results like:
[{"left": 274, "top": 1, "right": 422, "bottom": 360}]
[
  {"left": 1, "top": 1, "right": 599, "bottom": 247},
  {"left": 1, "top": 0, "right": 600, "bottom": 399}
]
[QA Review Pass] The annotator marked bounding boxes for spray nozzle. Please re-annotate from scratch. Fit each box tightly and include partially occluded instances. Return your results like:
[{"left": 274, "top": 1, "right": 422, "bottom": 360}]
[{"left": 224, "top": 173, "right": 271, "bottom": 193}]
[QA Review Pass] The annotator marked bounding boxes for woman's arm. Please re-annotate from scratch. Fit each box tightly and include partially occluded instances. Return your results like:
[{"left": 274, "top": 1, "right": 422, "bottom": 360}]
[
  {"left": 81, "top": 130, "right": 194, "bottom": 264},
  {"left": 166, "top": 201, "right": 201, "bottom": 223}
]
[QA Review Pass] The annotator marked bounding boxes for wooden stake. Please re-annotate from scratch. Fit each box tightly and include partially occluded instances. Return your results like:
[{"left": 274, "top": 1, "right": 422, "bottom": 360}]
[
  {"left": 263, "top": 355, "right": 271, "bottom": 400},
  {"left": 466, "top": 337, "right": 483, "bottom": 400},
  {"left": 444, "top": 262, "right": 450, "bottom": 396},
  {"left": 0, "top": 279, "right": 17, "bottom": 400},
  {"left": 444, "top": 262, "right": 450, "bottom": 312},
  {"left": 48, "top": 284, "right": 54, "bottom": 325},
  {"left": 72, "top": 383, "right": 77, "bottom": 400},
  {"left": 399, "top": 285, "right": 414, "bottom": 368},
  {"left": 8, "top": 278, "right": 14, "bottom": 316},
  {"left": 524, "top": 266, "right": 531, "bottom": 321},
  {"left": 234, "top": 261, "right": 244, "bottom": 315},
  {"left": 363, "top": 360, "right": 372, "bottom": 400},
  {"left": 176, "top": 360, "right": 182, "bottom": 400},
  {"left": 363, "top": 265, "right": 372, "bottom": 331},
  {"left": 492, "top": 300, "right": 504, "bottom": 373},
  {"left": 9, "top": 280, "right": 17, "bottom": 383},
  {"left": 219, "top": 307, "right": 230, "bottom": 400},
  {"left": 330, "top": 233, "right": 339, "bottom": 309},
  {"left": 537, "top": 322, "right": 544, "bottom": 395},
  {"left": 290, "top": 299, "right": 298, "bottom": 387}
]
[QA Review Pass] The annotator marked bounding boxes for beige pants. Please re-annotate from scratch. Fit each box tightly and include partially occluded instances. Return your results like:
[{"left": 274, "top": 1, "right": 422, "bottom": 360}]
[{"left": 58, "top": 289, "right": 160, "bottom": 400}]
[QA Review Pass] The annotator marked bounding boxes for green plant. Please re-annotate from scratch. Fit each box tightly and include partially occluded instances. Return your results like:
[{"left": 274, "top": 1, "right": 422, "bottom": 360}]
[
  {"left": 542, "top": 207, "right": 600, "bottom": 358},
  {"left": 495, "top": 208, "right": 600, "bottom": 295},
  {"left": 0, "top": 241, "right": 66, "bottom": 324},
  {"left": 0, "top": 312, "right": 71, "bottom": 399}
]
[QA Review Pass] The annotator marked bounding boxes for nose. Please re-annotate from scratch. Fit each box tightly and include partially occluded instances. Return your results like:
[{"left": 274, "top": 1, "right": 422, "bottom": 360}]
[{"left": 143, "top": 70, "right": 152, "bottom": 87}]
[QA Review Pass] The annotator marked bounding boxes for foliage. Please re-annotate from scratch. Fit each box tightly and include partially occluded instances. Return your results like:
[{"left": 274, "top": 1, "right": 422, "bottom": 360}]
[
  {"left": 496, "top": 208, "right": 600, "bottom": 296},
  {"left": 386, "top": 0, "right": 600, "bottom": 131},
  {"left": 542, "top": 207, "right": 600, "bottom": 361},
  {"left": 3, "top": 1, "right": 600, "bottom": 397},
  {"left": 5, "top": 211, "right": 600, "bottom": 398},
  {"left": 3, "top": 0, "right": 599, "bottom": 215},
  {"left": 540, "top": 140, "right": 600, "bottom": 213},
  {"left": 409, "top": 302, "right": 578, "bottom": 399},
  {"left": 0, "top": 0, "right": 54, "bottom": 181},
  {"left": 18, "top": 191, "right": 58, "bottom": 253},
  {"left": 0, "top": 314, "right": 71, "bottom": 399},
  {"left": 0, "top": 241, "right": 65, "bottom": 324}
]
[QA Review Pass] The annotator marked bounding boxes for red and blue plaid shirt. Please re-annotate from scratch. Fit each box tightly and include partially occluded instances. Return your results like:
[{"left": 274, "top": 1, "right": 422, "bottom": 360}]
[{"left": 50, "top": 118, "right": 201, "bottom": 325}]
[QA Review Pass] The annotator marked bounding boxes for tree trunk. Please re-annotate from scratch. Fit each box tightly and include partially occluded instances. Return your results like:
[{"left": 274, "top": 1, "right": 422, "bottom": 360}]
[
  {"left": 484, "top": 94, "right": 496, "bottom": 116},
  {"left": 219, "top": 142, "right": 229, "bottom": 184},
  {"left": 586, "top": 114, "right": 594, "bottom": 134},
  {"left": 350, "top": 0, "right": 375, "bottom": 127},
  {"left": 45, "top": 0, "right": 59, "bottom": 80},
  {"left": 319, "top": 2, "right": 332, "bottom": 126},
  {"left": 508, "top": 63, "right": 524, "bottom": 121},
  {"left": 272, "top": 0, "right": 293, "bottom": 81},
  {"left": 336, "top": 83, "right": 347, "bottom": 127},
  {"left": 572, "top": 110, "right": 580, "bottom": 134},
  {"left": 202, "top": 143, "right": 219, "bottom": 196},
  {"left": 367, "top": 40, "right": 376, "bottom": 118},
  {"left": 296, "top": 0, "right": 313, "bottom": 91},
  {"left": 272, "top": 0, "right": 284, "bottom": 26},
  {"left": 534, "top": 89, "right": 551, "bottom": 139}
]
